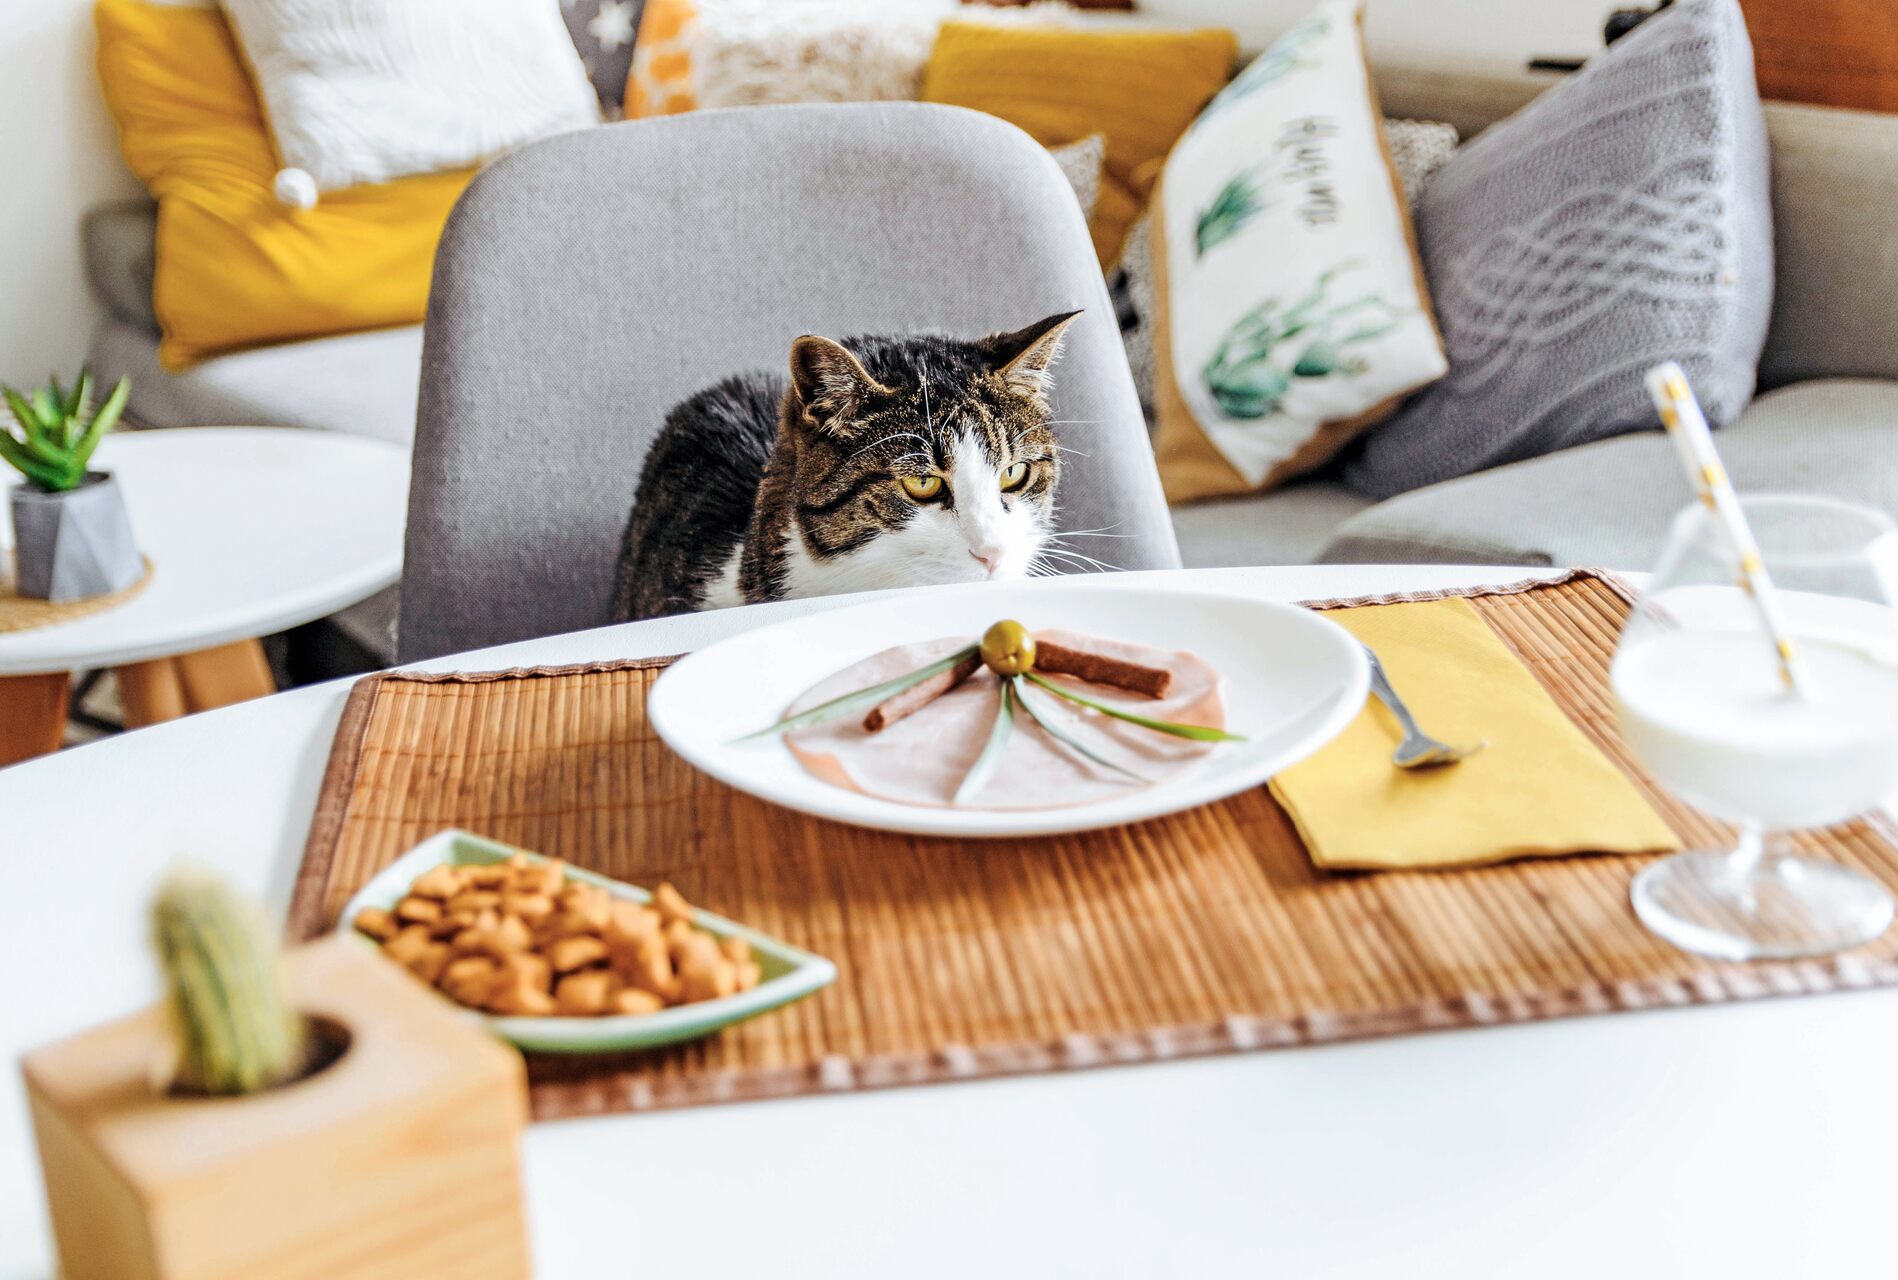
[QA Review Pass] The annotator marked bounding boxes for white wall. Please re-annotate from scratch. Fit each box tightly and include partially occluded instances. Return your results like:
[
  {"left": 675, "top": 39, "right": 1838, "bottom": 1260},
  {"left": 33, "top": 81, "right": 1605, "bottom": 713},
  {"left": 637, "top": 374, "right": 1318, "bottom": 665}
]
[
  {"left": 0, "top": 0, "right": 1602, "bottom": 387},
  {"left": 1, "top": 0, "right": 143, "bottom": 387}
]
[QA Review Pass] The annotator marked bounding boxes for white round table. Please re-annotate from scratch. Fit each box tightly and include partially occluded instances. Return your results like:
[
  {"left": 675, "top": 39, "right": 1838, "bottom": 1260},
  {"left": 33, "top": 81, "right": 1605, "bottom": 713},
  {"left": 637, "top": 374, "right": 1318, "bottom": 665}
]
[
  {"left": 2, "top": 564, "right": 1894, "bottom": 1280},
  {"left": 0, "top": 427, "right": 407, "bottom": 763}
]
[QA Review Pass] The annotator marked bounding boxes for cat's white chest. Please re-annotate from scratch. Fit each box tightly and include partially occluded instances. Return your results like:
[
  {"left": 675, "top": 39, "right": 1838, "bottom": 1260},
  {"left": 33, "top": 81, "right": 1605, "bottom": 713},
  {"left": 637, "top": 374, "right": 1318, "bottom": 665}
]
[
  {"left": 698, "top": 550, "right": 745, "bottom": 610},
  {"left": 778, "top": 528, "right": 953, "bottom": 600}
]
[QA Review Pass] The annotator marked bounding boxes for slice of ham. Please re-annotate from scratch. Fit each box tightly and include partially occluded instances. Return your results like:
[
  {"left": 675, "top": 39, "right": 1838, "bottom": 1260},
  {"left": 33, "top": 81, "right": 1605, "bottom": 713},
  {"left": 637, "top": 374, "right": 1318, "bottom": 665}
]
[{"left": 784, "top": 629, "right": 1226, "bottom": 810}]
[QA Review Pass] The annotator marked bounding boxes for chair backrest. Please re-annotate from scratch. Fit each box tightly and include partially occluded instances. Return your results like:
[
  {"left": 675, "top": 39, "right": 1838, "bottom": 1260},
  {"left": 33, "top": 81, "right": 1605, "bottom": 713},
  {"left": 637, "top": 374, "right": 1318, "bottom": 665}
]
[{"left": 398, "top": 102, "right": 1178, "bottom": 663}]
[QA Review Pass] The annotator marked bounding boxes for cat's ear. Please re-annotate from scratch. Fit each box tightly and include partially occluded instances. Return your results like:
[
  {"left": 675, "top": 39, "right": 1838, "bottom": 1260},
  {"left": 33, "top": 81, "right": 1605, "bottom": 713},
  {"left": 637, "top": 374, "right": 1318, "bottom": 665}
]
[
  {"left": 983, "top": 310, "right": 1081, "bottom": 403},
  {"left": 789, "top": 335, "right": 889, "bottom": 435}
]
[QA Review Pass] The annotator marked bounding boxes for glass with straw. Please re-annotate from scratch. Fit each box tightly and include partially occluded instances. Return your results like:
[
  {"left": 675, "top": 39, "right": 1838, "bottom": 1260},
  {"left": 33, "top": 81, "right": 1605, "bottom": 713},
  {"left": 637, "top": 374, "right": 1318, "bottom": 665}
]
[{"left": 1609, "top": 364, "right": 1898, "bottom": 959}]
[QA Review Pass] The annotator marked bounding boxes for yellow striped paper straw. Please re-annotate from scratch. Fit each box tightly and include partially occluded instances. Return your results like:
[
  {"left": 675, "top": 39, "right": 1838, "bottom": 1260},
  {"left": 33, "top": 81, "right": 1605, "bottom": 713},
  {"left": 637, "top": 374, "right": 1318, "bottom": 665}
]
[{"left": 1645, "top": 361, "right": 1810, "bottom": 695}]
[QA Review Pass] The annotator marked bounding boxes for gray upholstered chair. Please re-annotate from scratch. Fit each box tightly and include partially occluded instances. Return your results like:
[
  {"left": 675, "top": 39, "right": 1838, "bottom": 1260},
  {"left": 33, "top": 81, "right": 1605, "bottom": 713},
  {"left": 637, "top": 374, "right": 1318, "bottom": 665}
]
[{"left": 397, "top": 101, "right": 1178, "bottom": 663}]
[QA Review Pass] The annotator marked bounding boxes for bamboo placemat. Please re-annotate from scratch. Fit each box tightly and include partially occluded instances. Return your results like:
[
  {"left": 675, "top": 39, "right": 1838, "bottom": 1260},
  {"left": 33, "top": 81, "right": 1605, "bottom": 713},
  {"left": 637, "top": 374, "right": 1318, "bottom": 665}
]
[{"left": 290, "top": 570, "right": 1898, "bottom": 1120}]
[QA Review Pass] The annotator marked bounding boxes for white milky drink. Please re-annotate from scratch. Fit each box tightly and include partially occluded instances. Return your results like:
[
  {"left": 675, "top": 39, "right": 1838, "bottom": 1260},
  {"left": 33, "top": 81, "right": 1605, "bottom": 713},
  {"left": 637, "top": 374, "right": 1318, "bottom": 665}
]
[{"left": 1613, "top": 630, "right": 1898, "bottom": 831}]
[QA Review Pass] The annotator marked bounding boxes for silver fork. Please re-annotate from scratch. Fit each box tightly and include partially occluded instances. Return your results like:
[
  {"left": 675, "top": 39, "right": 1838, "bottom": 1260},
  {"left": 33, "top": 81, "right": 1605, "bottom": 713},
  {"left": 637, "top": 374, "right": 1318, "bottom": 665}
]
[{"left": 1361, "top": 643, "right": 1487, "bottom": 769}]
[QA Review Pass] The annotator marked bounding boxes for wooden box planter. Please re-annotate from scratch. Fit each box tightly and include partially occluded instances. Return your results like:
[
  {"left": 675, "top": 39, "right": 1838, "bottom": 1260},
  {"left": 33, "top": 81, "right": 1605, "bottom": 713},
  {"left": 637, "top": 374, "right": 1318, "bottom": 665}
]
[{"left": 22, "top": 935, "right": 532, "bottom": 1280}]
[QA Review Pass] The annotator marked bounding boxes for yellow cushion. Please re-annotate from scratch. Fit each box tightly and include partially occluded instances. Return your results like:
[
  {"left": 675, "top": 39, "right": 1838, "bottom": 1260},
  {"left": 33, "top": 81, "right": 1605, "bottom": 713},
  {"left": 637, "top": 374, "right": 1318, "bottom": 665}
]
[
  {"left": 919, "top": 19, "right": 1236, "bottom": 266},
  {"left": 94, "top": 0, "right": 474, "bottom": 370}
]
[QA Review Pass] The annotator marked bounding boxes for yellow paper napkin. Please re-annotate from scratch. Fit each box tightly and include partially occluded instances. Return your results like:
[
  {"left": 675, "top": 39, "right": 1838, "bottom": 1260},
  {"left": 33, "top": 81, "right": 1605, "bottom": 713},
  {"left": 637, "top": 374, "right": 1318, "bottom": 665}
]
[{"left": 1270, "top": 597, "right": 1682, "bottom": 871}]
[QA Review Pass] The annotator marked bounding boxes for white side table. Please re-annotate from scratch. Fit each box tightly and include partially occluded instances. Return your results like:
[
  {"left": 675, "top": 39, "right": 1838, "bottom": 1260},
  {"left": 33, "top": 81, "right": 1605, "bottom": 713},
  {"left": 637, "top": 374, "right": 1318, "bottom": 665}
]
[{"left": 0, "top": 427, "right": 407, "bottom": 764}]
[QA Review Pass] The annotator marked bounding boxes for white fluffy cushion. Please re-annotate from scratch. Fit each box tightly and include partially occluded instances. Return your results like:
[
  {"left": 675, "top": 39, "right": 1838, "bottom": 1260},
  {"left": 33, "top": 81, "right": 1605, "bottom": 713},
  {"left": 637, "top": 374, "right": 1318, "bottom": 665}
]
[{"left": 221, "top": 0, "right": 601, "bottom": 192}]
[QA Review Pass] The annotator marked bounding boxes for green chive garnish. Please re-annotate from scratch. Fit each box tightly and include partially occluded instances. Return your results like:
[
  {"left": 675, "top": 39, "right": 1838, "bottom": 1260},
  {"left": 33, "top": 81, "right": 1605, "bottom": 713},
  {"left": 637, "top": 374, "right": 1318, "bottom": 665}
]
[
  {"left": 953, "top": 679, "right": 1016, "bottom": 805},
  {"left": 1023, "top": 672, "right": 1246, "bottom": 743},
  {"left": 1011, "top": 676, "right": 1146, "bottom": 782},
  {"left": 738, "top": 644, "right": 981, "bottom": 742}
]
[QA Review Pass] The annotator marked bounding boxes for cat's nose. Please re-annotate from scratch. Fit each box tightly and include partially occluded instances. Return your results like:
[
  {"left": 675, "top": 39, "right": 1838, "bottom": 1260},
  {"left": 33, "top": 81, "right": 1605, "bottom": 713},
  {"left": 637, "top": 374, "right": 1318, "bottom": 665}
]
[{"left": 970, "top": 546, "right": 1005, "bottom": 574}]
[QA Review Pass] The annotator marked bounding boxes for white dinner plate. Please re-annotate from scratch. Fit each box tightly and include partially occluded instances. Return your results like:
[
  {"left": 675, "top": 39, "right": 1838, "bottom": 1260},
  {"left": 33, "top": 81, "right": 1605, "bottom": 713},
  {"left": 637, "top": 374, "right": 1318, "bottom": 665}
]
[{"left": 648, "top": 581, "right": 1369, "bottom": 838}]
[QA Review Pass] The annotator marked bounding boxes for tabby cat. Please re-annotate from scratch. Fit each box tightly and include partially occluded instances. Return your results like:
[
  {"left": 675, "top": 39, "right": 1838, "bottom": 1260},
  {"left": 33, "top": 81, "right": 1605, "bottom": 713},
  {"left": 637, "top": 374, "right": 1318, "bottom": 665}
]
[{"left": 612, "top": 312, "right": 1080, "bottom": 622}]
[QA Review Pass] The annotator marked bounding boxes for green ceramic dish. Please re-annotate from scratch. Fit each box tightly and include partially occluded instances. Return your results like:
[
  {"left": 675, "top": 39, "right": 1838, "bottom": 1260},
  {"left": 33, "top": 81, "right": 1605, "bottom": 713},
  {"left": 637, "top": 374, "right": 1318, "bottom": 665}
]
[{"left": 335, "top": 829, "right": 836, "bottom": 1054}]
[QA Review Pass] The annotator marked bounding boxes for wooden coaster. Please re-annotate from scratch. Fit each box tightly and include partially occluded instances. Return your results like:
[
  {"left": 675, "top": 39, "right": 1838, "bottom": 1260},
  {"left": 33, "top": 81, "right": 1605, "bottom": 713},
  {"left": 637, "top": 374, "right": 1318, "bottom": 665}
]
[
  {"left": 0, "top": 556, "right": 154, "bottom": 634},
  {"left": 289, "top": 571, "right": 1898, "bottom": 1120}
]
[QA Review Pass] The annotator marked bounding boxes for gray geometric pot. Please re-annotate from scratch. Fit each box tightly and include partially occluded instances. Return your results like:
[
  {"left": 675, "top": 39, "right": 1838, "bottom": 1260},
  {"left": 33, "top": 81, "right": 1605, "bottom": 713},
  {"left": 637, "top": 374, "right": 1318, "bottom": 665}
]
[{"left": 8, "top": 471, "right": 142, "bottom": 602}]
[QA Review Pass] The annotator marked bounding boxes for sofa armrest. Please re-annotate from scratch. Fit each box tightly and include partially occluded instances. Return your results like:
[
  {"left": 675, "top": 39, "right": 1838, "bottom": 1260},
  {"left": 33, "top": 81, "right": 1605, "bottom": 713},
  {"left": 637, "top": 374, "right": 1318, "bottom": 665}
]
[{"left": 1756, "top": 103, "right": 1898, "bottom": 390}]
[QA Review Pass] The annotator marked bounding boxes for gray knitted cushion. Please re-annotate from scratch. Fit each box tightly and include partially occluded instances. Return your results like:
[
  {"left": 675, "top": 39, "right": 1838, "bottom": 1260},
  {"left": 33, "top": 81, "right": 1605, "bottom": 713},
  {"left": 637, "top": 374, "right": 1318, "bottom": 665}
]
[{"left": 1343, "top": 0, "right": 1772, "bottom": 499}]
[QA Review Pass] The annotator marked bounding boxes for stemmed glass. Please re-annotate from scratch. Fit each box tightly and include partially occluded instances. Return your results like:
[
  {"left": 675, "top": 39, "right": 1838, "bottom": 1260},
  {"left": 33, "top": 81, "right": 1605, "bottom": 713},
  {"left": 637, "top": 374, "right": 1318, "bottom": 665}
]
[{"left": 1612, "top": 495, "right": 1898, "bottom": 960}]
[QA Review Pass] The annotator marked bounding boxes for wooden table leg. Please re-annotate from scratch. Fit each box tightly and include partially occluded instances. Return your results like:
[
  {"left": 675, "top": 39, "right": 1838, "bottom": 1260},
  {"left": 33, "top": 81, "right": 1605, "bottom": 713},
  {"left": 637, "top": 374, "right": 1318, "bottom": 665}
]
[
  {"left": 117, "top": 639, "right": 277, "bottom": 730},
  {"left": 0, "top": 673, "right": 71, "bottom": 766}
]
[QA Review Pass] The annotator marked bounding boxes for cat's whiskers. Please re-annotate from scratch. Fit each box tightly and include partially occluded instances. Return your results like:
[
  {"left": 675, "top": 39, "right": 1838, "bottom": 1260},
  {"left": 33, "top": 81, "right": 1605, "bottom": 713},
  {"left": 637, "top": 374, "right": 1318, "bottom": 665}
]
[
  {"left": 1031, "top": 545, "right": 1125, "bottom": 574},
  {"left": 1048, "top": 522, "right": 1132, "bottom": 540}
]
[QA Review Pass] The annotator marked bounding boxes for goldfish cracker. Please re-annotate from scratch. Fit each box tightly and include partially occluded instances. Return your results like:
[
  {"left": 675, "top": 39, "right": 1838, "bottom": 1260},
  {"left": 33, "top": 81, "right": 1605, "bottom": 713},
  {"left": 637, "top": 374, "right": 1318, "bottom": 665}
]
[
  {"left": 559, "top": 885, "right": 612, "bottom": 932},
  {"left": 653, "top": 882, "right": 692, "bottom": 927},
  {"left": 383, "top": 924, "right": 433, "bottom": 966},
  {"left": 503, "top": 950, "right": 553, "bottom": 994},
  {"left": 674, "top": 932, "right": 734, "bottom": 1003},
  {"left": 531, "top": 861, "right": 568, "bottom": 896},
  {"left": 446, "top": 890, "right": 502, "bottom": 915},
  {"left": 620, "top": 932, "right": 677, "bottom": 1002},
  {"left": 440, "top": 955, "right": 500, "bottom": 1007},
  {"left": 410, "top": 864, "right": 463, "bottom": 900},
  {"left": 549, "top": 935, "right": 608, "bottom": 973},
  {"left": 394, "top": 895, "right": 441, "bottom": 925},
  {"left": 504, "top": 892, "right": 555, "bottom": 924},
  {"left": 554, "top": 969, "right": 618, "bottom": 1015},
  {"left": 488, "top": 977, "right": 556, "bottom": 1016},
  {"left": 408, "top": 941, "right": 451, "bottom": 985},
  {"left": 353, "top": 907, "right": 398, "bottom": 942},
  {"left": 607, "top": 901, "right": 660, "bottom": 944},
  {"left": 465, "top": 865, "right": 510, "bottom": 889},
  {"left": 613, "top": 988, "right": 666, "bottom": 1016}
]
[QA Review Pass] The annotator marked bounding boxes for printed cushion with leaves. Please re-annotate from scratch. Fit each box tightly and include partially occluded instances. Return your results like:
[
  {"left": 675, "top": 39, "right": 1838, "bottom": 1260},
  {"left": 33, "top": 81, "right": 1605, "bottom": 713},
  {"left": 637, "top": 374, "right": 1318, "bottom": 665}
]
[
  {"left": 1149, "top": 0, "right": 1447, "bottom": 503},
  {"left": 1115, "top": 116, "right": 1456, "bottom": 421}
]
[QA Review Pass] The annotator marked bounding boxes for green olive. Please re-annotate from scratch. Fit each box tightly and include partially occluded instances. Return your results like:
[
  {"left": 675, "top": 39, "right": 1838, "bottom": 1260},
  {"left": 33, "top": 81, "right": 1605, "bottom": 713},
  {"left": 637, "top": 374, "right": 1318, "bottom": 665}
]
[{"left": 980, "top": 619, "right": 1037, "bottom": 677}]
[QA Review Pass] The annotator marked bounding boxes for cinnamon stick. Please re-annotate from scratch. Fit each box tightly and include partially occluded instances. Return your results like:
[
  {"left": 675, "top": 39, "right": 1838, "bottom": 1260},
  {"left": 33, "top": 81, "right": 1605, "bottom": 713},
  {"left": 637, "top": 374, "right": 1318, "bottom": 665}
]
[
  {"left": 862, "top": 653, "right": 982, "bottom": 732},
  {"left": 1034, "top": 640, "right": 1173, "bottom": 699}
]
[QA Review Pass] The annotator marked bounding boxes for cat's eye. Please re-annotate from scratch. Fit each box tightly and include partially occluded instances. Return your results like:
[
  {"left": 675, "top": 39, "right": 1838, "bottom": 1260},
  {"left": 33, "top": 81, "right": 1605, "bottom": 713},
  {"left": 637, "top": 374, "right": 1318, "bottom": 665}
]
[
  {"left": 1000, "top": 461, "right": 1030, "bottom": 492},
  {"left": 899, "top": 474, "right": 944, "bottom": 501}
]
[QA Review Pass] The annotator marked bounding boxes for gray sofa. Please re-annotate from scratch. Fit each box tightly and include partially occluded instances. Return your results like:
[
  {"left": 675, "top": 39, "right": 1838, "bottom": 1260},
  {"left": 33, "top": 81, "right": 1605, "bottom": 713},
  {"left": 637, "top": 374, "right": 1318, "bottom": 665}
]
[{"left": 84, "top": 63, "right": 1898, "bottom": 661}]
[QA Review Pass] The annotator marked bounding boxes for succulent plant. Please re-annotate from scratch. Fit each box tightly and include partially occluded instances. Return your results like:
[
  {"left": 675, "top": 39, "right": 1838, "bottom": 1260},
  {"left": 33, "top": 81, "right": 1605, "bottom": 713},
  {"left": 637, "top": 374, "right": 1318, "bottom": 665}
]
[
  {"left": 0, "top": 369, "right": 130, "bottom": 493},
  {"left": 152, "top": 868, "right": 307, "bottom": 1096}
]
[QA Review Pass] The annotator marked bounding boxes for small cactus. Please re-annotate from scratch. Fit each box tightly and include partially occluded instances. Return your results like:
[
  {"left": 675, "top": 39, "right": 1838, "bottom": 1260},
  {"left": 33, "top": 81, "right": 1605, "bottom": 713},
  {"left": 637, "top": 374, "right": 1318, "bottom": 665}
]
[{"left": 152, "top": 869, "right": 307, "bottom": 1096}]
